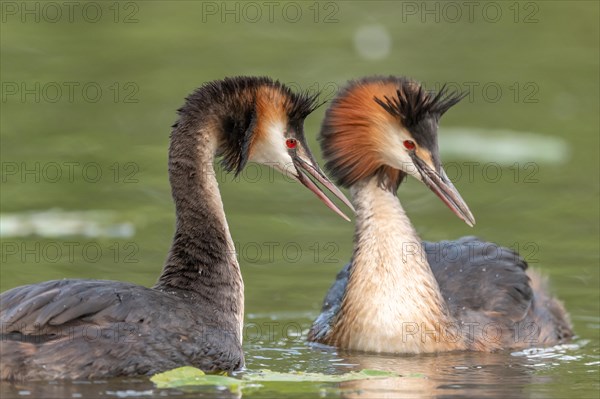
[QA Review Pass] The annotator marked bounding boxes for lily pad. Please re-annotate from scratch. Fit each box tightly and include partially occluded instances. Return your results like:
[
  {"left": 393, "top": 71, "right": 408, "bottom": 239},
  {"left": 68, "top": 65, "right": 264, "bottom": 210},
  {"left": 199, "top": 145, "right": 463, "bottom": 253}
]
[
  {"left": 247, "top": 368, "right": 398, "bottom": 382},
  {"left": 150, "top": 366, "right": 241, "bottom": 389},
  {"left": 150, "top": 367, "right": 400, "bottom": 391}
]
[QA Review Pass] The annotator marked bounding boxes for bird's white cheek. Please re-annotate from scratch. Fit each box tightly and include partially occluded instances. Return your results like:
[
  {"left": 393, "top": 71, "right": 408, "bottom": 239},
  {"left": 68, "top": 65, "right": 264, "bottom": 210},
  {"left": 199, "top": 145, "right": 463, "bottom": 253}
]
[
  {"left": 248, "top": 123, "right": 294, "bottom": 172},
  {"left": 381, "top": 125, "right": 423, "bottom": 181},
  {"left": 402, "top": 157, "right": 423, "bottom": 182},
  {"left": 381, "top": 146, "right": 422, "bottom": 182}
]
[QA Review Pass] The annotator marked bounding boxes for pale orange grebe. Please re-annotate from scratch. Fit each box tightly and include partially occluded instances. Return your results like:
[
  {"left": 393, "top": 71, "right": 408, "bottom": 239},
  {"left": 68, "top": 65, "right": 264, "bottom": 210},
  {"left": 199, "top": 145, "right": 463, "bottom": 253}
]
[{"left": 309, "top": 76, "right": 572, "bottom": 353}]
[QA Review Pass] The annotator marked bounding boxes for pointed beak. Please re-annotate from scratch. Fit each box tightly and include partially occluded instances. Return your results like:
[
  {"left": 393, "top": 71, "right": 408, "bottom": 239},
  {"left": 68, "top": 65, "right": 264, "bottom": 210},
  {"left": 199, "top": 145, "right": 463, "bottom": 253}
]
[
  {"left": 410, "top": 154, "right": 476, "bottom": 227},
  {"left": 292, "top": 156, "right": 355, "bottom": 222}
]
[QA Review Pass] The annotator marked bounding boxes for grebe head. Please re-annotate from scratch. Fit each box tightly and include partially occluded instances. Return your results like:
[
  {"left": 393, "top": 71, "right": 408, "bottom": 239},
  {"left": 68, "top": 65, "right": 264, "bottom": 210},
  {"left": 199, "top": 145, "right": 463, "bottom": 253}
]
[
  {"left": 319, "top": 76, "right": 474, "bottom": 226},
  {"left": 210, "top": 77, "right": 354, "bottom": 220}
]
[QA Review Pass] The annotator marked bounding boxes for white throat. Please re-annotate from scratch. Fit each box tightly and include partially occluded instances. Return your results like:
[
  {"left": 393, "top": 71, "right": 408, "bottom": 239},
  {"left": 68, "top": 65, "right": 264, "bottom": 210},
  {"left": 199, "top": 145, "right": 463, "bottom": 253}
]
[{"left": 334, "top": 176, "right": 460, "bottom": 353}]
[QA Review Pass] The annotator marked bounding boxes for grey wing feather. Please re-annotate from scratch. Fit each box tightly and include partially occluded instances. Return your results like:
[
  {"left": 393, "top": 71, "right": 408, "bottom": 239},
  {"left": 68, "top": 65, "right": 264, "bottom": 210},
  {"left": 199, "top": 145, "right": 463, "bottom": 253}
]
[
  {"left": 308, "top": 262, "right": 351, "bottom": 341},
  {"left": 425, "top": 236, "right": 533, "bottom": 323},
  {"left": 1, "top": 279, "right": 145, "bottom": 334}
]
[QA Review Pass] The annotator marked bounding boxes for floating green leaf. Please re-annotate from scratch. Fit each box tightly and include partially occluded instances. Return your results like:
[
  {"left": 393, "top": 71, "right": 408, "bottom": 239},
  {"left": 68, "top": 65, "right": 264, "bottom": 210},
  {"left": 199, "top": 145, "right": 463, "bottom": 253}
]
[
  {"left": 247, "top": 369, "right": 398, "bottom": 383},
  {"left": 150, "top": 366, "right": 241, "bottom": 389},
  {"left": 150, "top": 367, "right": 401, "bottom": 391}
]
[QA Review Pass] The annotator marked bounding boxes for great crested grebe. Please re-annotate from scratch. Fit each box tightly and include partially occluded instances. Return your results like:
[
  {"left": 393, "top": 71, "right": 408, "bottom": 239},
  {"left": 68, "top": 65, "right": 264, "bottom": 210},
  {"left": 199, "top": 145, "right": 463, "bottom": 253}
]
[
  {"left": 0, "top": 76, "right": 353, "bottom": 380},
  {"left": 308, "top": 76, "right": 572, "bottom": 353}
]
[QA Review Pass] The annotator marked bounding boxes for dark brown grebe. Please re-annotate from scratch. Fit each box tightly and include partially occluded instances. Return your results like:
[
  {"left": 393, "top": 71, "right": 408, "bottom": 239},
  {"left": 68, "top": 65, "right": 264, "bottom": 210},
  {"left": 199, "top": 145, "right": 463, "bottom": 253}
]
[
  {"left": 308, "top": 76, "right": 572, "bottom": 353},
  {"left": 0, "top": 76, "right": 353, "bottom": 380}
]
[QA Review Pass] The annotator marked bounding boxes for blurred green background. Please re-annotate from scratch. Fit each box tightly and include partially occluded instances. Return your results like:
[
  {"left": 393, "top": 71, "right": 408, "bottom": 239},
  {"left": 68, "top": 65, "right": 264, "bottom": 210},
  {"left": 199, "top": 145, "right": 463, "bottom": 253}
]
[{"left": 1, "top": 1, "right": 598, "bottom": 398}]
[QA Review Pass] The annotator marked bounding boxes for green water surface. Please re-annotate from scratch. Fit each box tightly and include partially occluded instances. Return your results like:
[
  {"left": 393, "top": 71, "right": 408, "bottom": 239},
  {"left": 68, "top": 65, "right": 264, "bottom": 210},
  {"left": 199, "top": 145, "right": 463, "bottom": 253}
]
[{"left": 1, "top": 1, "right": 598, "bottom": 398}]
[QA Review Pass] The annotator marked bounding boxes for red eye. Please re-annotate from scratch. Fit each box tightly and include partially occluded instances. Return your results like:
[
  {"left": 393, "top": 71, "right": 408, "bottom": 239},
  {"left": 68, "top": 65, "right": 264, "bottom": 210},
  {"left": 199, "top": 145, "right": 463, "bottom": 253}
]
[
  {"left": 403, "top": 140, "right": 416, "bottom": 150},
  {"left": 286, "top": 138, "right": 297, "bottom": 149}
]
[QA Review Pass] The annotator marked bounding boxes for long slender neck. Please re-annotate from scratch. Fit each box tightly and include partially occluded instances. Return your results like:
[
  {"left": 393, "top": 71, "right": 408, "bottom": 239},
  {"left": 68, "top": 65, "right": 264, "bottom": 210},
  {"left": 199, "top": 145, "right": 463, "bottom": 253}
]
[
  {"left": 334, "top": 176, "right": 459, "bottom": 353},
  {"left": 155, "top": 117, "right": 243, "bottom": 333}
]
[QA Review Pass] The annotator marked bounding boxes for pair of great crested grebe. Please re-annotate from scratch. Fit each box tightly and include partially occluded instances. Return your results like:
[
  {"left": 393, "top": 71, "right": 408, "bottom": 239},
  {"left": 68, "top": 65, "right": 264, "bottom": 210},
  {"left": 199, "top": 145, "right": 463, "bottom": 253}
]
[{"left": 1, "top": 76, "right": 572, "bottom": 380}]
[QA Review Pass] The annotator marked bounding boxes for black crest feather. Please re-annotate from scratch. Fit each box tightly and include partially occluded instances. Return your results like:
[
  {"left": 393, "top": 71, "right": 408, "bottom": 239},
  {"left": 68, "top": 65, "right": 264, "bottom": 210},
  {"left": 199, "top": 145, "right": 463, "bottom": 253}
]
[
  {"left": 374, "top": 82, "right": 467, "bottom": 128},
  {"left": 174, "top": 76, "right": 321, "bottom": 176},
  {"left": 286, "top": 90, "right": 324, "bottom": 123}
]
